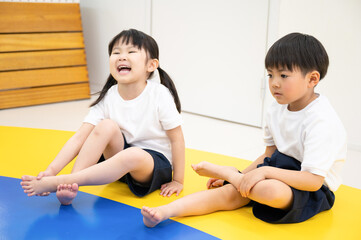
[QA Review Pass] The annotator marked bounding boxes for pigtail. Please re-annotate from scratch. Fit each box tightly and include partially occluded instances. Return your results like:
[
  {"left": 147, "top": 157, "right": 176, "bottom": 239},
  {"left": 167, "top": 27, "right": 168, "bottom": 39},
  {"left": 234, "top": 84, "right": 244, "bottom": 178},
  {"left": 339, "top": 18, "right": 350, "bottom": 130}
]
[
  {"left": 158, "top": 67, "right": 181, "bottom": 113},
  {"left": 90, "top": 75, "right": 117, "bottom": 107}
]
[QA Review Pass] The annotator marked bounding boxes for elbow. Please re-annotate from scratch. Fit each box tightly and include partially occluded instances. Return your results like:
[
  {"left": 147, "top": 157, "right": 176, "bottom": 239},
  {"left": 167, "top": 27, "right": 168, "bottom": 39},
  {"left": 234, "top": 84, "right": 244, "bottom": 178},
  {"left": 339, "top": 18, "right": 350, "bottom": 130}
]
[{"left": 308, "top": 175, "right": 325, "bottom": 192}]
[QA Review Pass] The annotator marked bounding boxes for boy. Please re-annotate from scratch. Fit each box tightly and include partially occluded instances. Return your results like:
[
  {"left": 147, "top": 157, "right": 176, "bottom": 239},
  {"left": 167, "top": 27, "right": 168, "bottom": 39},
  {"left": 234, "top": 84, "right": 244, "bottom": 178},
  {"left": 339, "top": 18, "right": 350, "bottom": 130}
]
[{"left": 141, "top": 33, "right": 347, "bottom": 225}]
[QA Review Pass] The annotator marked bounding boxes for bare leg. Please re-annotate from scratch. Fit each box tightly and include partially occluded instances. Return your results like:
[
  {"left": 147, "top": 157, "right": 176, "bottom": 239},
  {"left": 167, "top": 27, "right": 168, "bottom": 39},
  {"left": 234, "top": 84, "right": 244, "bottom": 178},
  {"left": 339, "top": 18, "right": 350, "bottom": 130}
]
[
  {"left": 21, "top": 147, "right": 154, "bottom": 197},
  {"left": 141, "top": 184, "right": 250, "bottom": 227},
  {"left": 248, "top": 179, "right": 293, "bottom": 210},
  {"left": 193, "top": 162, "right": 293, "bottom": 210},
  {"left": 71, "top": 119, "right": 125, "bottom": 173},
  {"left": 57, "top": 119, "right": 124, "bottom": 204},
  {"left": 192, "top": 161, "right": 242, "bottom": 187}
]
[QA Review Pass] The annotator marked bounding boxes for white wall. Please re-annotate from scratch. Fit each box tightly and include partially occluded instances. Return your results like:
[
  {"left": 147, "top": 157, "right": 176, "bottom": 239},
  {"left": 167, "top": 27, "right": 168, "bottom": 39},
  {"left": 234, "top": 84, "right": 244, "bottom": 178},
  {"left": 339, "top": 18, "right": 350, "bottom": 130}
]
[{"left": 79, "top": 0, "right": 361, "bottom": 151}]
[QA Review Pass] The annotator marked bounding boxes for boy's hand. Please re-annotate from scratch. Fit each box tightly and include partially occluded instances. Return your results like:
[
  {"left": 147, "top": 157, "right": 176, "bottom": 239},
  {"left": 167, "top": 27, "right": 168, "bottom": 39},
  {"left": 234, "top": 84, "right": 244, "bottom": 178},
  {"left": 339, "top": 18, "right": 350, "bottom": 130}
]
[
  {"left": 160, "top": 180, "right": 183, "bottom": 197},
  {"left": 238, "top": 168, "right": 267, "bottom": 197},
  {"left": 207, "top": 178, "right": 225, "bottom": 189}
]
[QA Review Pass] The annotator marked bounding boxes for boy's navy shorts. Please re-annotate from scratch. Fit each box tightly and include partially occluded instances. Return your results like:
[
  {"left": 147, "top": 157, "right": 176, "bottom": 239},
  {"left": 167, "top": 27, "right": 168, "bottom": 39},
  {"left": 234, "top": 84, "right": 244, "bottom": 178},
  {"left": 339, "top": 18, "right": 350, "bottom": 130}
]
[
  {"left": 252, "top": 150, "right": 335, "bottom": 223},
  {"left": 98, "top": 135, "right": 172, "bottom": 197}
]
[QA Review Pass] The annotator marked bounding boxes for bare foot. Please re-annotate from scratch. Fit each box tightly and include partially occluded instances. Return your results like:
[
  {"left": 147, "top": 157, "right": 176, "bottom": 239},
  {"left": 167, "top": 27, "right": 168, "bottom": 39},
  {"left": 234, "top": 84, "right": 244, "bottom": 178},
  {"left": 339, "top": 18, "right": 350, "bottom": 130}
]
[
  {"left": 141, "top": 206, "right": 167, "bottom": 228},
  {"left": 56, "top": 183, "right": 78, "bottom": 205},
  {"left": 20, "top": 175, "right": 59, "bottom": 196},
  {"left": 191, "top": 161, "right": 239, "bottom": 179}
]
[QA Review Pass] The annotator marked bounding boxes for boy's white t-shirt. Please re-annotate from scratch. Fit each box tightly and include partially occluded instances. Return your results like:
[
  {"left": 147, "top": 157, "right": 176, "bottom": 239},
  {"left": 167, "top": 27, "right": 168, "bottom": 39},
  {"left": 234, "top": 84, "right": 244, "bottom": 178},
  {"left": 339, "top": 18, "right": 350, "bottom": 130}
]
[
  {"left": 83, "top": 80, "right": 182, "bottom": 164},
  {"left": 264, "top": 94, "right": 347, "bottom": 191}
]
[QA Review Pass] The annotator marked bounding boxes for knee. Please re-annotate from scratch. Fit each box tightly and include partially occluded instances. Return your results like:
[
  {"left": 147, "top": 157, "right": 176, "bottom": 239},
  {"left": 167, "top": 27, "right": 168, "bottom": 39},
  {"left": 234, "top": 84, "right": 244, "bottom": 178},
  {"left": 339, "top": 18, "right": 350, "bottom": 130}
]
[
  {"left": 250, "top": 179, "right": 291, "bottom": 205},
  {"left": 220, "top": 184, "right": 250, "bottom": 209},
  {"left": 93, "top": 119, "right": 119, "bottom": 136},
  {"left": 121, "top": 147, "right": 151, "bottom": 167}
]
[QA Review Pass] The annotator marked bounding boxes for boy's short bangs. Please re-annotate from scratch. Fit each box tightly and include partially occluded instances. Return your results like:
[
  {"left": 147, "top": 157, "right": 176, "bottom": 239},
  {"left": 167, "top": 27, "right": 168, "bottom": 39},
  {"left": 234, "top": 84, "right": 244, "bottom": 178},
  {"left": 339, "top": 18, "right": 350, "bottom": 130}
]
[{"left": 265, "top": 33, "right": 329, "bottom": 79}]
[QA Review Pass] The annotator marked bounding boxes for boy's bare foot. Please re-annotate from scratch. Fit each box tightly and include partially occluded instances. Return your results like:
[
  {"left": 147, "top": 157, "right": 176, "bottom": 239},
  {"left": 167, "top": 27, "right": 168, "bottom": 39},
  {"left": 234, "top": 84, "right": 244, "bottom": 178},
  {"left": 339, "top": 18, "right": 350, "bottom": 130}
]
[
  {"left": 56, "top": 183, "right": 78, "bottom": 205},
  {"left": 191, "top": 161, "right": 239, "bottom": 180},
  {"left": 21, "top": 175, "right": 59, "bottom": 196},
  {"left": 141, "top": 206, "right": 167, "bottom": 228}
]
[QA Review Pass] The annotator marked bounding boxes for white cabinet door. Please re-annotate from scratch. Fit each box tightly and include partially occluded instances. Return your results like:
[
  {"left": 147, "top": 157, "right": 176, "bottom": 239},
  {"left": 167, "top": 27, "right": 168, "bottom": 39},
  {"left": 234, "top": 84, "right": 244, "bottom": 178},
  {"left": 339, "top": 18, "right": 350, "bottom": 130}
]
[{"left": 152, "top": 0, "right": 269, "bottom": 127}]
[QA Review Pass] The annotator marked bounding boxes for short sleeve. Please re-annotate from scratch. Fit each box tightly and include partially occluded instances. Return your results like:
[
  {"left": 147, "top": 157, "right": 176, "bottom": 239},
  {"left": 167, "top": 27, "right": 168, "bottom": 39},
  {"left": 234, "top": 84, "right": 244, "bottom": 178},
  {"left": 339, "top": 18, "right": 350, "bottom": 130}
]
[
  {"left": 301, "top": 118, "right": 344, "bottom": 177},
  {"left": 263, "top": 108, "right": 275, "bottom": 146},
  {"left": 83, "top": 99, "right": 106, "bottom": 126},
  {"left": 158, "top": 88, "right": 182, "bottom": 130}
]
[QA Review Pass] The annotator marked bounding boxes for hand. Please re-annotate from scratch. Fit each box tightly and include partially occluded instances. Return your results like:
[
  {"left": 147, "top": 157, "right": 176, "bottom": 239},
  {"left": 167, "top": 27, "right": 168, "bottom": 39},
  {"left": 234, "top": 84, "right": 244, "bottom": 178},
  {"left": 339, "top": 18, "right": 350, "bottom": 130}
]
[
  {"left": 36, "top": 169, "right": 55, "bottom": 196},
  {"left": 37, "top": 169, "right": 55, "bottom": 180},
  {"left": 238, "top": 168, "right": 267, "bottom": 198},
  {"left": 160, "top": 180, "right": 183, "bottom": 197},
  {"left": 206, "top": 178, "right": 225, "bottom": 189}
]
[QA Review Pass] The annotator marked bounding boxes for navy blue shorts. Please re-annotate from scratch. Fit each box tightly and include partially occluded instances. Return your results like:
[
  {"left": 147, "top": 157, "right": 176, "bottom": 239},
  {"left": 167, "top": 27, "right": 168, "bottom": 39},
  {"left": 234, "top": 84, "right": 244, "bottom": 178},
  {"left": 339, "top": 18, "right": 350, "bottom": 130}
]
[
  {"left": 252, "top": 150, "right": 335, "bottom": 223},
  {"left": 98, "top": 135, "right": 172, "bottom": 197}
]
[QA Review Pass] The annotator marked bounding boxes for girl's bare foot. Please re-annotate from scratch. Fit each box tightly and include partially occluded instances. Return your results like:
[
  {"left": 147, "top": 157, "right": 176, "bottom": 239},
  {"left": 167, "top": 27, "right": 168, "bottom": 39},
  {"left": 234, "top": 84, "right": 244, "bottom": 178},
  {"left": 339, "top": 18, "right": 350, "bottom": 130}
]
[
  {"left": 56, "top": 183, "right": 79, "bottom": 205},
  {"left": 191, "top": 161, "right": 239, "bottom": 179},
  {"left": 20, "top": 175, "right": 59, "bottom": 196},
  {"left": 141, "top": 206, "right": 168, "bottom": 228}
]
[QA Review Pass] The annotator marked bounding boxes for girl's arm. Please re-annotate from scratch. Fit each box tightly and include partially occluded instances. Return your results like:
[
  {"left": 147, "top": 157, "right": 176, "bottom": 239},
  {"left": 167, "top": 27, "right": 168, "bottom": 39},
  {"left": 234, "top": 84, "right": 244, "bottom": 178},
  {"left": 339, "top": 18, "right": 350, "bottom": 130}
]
[
  {"left": 160, "top": 126, "right": 185, "bottom": 197},
  {"left": 37, "top": 123, "right": 95, "bottom": 178}
]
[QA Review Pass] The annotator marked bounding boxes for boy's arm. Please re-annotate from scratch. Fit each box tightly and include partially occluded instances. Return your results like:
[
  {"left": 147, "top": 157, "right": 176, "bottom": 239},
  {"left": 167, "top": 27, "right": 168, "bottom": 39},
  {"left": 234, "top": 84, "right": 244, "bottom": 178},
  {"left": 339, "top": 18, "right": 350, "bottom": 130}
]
[
  {"left": 161, "top": 126, "right": 185, "bottom": 197},
  {"left": 239, "top": 167, "right": 324, "bottom": 197},
  {"left": 38, "top": 123, "right": 95, "bottom": 178}
]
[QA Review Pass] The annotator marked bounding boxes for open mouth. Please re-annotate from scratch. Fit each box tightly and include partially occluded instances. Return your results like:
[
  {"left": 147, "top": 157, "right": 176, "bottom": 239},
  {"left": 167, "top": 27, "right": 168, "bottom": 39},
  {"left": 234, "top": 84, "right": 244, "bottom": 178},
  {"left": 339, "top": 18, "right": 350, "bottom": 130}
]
[{"left": 117, "top": 65, "right": 131, "bottom": 73}]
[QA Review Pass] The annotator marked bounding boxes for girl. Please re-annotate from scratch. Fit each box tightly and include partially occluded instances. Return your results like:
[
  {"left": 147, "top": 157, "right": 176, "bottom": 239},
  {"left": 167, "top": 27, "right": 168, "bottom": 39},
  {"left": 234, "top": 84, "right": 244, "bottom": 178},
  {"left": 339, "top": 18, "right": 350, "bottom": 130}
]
[{"left": 21, "top": 29, "right": 185, "bottom": 205}]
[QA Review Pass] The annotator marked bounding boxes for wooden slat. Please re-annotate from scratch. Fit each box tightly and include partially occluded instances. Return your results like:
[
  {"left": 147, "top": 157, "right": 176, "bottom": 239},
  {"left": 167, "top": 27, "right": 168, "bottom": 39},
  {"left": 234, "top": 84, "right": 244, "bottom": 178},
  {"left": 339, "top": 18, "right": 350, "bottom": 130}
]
[
  {"left": 0, "top": 2, "right": 82, "bottom": 33},
  {"left": 0, "top": 50, "right": 86, "bottom": 71},
  {"left": 0, "top": 33, "right": 84, "bottom": 52},
  {"left": 0, "top": 83, "right": 90, "bottom": 109},
  {"left": 0, "top": 67, "right": 88, "bottom": 91}
]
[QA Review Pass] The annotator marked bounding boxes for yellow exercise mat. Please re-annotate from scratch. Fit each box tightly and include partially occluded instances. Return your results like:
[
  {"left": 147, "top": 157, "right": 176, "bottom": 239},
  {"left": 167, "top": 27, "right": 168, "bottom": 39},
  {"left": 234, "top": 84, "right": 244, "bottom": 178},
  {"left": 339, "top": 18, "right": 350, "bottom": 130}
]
[{"left": 1, "top": 126, "right": 360, "bottom": 240}]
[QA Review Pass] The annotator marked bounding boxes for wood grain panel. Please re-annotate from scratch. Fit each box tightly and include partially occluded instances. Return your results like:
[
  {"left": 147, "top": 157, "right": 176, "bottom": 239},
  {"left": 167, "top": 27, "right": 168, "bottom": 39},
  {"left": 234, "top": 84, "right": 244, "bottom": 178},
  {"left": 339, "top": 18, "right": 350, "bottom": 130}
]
[
  {"left": 0, "top": 83, "right": 90, "bottom": 109},
  {"left": 0, "top": 50, "right": 87, "bottom": 71},
  {"left": 0, "top": 67, "right": 88, "bottom": 90},
  {"left": 0, "top": 2, "right": 82, "bottom": 33},
  {"left": 0, "top": 33, "right": 84, "bottom": 52}
]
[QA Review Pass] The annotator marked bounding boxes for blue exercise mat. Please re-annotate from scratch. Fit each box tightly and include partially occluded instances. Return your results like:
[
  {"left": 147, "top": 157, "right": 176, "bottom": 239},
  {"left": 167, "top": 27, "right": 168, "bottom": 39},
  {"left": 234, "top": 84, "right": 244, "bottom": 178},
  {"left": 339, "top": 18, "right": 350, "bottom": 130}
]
[{"left": 1, "top": 176, "right": 219, "bottom": 240}]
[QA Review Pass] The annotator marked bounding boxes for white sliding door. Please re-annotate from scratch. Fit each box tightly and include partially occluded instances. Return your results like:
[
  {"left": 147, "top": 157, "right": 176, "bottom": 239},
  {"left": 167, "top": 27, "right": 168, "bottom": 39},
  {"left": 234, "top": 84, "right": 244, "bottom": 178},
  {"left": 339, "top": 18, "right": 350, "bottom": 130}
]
[{"left": 152, "top": 0, "right": 269, "bottom": 127}]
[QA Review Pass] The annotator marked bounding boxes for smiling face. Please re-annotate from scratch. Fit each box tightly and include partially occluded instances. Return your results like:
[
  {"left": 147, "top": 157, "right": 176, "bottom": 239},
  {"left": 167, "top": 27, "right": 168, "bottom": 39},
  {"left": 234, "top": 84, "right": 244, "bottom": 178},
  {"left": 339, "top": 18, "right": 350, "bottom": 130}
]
[
  {"left": 109, "top": 40, "right": 157, "bottom": 86},
  {"left": 267, "top": 66, "right": 320, "bottom": 111}
]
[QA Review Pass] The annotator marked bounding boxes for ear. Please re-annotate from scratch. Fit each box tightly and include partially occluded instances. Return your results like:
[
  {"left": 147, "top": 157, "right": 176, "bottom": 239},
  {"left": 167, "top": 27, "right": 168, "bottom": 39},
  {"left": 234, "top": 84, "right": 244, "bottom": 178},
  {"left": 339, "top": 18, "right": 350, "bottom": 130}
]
[
  {"left": 147, "top": 59, "right": 159, "bottom": 73},
  {"left": 308, "top": 71, "right": 320, "bottom": 88}
]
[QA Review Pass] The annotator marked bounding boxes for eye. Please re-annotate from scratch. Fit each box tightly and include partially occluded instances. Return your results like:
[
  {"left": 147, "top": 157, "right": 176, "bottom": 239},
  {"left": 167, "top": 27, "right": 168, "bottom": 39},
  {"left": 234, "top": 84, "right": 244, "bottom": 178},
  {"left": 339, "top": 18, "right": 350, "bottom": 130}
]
[
  {"left": 281, "top": 74, "right": 288, "bottom": 78},
  {"left": 267, "top": 74, "right": 273, "bottom": 78},
  {"left": 112, "top": 51, "right": 120, "bottom": 55}
]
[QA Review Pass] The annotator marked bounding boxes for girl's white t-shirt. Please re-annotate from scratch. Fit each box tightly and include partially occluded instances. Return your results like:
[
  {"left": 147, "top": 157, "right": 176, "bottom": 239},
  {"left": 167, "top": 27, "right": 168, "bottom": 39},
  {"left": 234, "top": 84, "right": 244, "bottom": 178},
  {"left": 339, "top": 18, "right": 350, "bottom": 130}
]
[
  {"left": 264, "top": 94, "right": 347, "bottom": 191},
  {"left": 83, "top": 80, "right": 182, "bottom": 163}
]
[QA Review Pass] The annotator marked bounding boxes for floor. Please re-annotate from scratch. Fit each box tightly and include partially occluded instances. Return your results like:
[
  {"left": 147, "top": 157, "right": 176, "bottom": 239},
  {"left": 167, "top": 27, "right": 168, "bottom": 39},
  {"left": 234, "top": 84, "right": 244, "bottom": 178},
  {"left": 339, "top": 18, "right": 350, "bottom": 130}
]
[
  {"left": 0, "top": 97, "right": 360, "bottom": 190},
  {"left": 2, "top": 126, "right": 361, "bottom": 240}
]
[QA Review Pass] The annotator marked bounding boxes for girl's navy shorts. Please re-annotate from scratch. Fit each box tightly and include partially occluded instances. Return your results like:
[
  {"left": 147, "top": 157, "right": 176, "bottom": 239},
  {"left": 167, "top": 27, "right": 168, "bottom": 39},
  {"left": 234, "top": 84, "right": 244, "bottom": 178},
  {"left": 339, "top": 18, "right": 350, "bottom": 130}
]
[
  {"left": 252, "top": 150, "right": 335, "bottom": 223},
  {"left": 98, "top": 135, "right": 172, "bottom": 197}
]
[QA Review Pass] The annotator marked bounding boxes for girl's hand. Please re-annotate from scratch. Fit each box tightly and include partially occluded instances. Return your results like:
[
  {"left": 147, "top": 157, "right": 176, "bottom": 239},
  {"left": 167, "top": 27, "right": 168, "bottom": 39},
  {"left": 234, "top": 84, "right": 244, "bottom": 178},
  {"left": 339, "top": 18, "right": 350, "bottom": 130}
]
[
  {"left": 37, "top": 169, "right": 55, "bottom": 180},
  {"left": 36, "top": 169, "right": 55, "bottom": 196},
  {"left": 238, "top": 168, "right": 267, "bottom": 197},
  {"left": 160, "top": 180, "right": 183, "bottom": 197},
  {"left": 207, "top": 178, "right": 225, "bottom": 189}
]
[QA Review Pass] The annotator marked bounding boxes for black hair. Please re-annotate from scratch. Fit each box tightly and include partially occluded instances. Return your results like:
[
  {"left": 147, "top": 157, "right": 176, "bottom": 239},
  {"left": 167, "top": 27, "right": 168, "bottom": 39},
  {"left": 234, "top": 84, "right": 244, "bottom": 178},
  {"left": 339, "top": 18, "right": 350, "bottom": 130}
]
[
  {"left": 265, "top": 32, "right": 329, "bottom": 80},
  {"left": 90, "top": 29, "right": 181, "bottom": 112}
]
